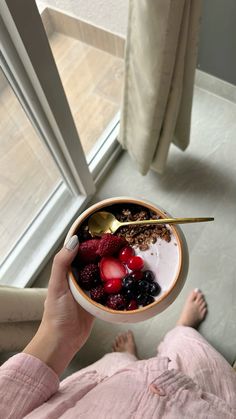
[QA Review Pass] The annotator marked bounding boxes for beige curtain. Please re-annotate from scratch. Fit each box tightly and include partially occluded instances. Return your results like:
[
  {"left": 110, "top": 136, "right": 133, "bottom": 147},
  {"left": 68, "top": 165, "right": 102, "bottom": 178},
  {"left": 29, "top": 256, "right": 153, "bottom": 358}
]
[
  {"left": 0, "top": 286, "right": 46, "bottom": 352},
  {"left": 119, "top": 0, "right": 202, "bottom": 174}
]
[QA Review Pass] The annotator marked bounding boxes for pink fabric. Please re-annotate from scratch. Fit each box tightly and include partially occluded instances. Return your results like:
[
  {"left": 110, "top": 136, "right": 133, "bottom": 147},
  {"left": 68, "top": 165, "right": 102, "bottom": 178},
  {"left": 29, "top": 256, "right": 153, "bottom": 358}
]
[{"left": 0, "top": 326, "right": 235, "bottom": 418}]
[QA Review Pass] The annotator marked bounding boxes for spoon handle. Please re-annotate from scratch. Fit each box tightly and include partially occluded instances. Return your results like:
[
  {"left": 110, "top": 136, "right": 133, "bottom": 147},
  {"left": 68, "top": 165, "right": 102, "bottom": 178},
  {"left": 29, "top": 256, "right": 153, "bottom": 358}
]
[{"left": 121, "top": 217, "right": 214, "bottom": 228}]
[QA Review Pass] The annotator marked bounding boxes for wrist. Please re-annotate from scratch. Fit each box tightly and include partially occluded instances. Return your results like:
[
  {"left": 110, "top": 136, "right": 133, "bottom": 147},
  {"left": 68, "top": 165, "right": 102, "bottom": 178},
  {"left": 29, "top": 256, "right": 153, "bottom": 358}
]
[{"left": 23, "top": 324, "right": 80, "bottom": 376}]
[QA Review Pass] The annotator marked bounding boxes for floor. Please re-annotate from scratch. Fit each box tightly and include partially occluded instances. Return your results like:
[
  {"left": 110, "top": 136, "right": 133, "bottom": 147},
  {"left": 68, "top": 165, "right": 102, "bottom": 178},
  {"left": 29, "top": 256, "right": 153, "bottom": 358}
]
[
  {"left": 49, "top": 32, "right": 123, "bottom": 155},
  {"left": 64, "top": 82, "right": 236, "bottom": 375},
  {"left": 0, "top": 32, "right": 123, "bottom": 262}
]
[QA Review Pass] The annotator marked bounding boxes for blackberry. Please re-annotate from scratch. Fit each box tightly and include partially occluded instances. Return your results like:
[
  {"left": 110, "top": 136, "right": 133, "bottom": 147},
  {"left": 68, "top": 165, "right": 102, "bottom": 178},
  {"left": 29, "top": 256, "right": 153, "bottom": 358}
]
[
  {"left": 90, "top": 285, "right": 106, "bottom": 303},
  {"left": 106, "top": 294, "right": 126, "bottom": 310},
  {"left": 78, "top": 263, "right": 100, "bottom": 290}
]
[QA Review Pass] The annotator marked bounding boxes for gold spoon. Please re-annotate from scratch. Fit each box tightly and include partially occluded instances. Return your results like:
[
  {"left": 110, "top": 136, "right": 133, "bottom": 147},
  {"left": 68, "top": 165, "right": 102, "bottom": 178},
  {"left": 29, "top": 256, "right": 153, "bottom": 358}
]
[{"left": 88, "top": 211, "right": 214, "bottom": 237}]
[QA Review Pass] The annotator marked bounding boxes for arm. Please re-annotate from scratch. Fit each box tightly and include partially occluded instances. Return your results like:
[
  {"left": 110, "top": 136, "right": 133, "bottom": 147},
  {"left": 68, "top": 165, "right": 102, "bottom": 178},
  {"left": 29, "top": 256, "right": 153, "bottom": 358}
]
[{"left": 0, "top": 235, "right": 94, "bottom": 418}]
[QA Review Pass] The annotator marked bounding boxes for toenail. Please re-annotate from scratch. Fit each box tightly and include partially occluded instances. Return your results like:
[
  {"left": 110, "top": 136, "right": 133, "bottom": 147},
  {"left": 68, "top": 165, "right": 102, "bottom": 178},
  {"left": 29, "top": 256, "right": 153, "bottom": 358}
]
[{"left": 194, "top": 288, "right": 200, "bottom": 293}]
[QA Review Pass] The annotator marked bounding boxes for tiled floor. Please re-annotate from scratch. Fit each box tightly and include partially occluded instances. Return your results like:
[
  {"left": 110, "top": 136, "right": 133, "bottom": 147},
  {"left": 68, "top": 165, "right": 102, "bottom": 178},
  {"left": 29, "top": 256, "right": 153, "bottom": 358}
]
[
  {"left": 33, "top": 76, "right": 236, "bottom": 378},
  {"left": 67, "top": 83, "right": 236, "bottom": 373}
]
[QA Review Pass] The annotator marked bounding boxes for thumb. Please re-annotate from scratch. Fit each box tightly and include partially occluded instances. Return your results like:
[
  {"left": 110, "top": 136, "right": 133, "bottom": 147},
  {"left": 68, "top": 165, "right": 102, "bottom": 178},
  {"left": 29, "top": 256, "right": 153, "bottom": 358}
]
[{"left": 50, "top": 235, "right": 79, "bottom": 292}]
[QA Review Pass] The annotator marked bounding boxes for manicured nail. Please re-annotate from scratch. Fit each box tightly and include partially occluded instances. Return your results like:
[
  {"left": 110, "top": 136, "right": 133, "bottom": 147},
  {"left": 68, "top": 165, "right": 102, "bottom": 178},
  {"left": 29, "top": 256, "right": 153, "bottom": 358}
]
[
  {"left": 194, "top": 288, "right": 200, "bottom": 293},
  {"left": 65, "top": 235, "right": 79, "bottom": 250}
]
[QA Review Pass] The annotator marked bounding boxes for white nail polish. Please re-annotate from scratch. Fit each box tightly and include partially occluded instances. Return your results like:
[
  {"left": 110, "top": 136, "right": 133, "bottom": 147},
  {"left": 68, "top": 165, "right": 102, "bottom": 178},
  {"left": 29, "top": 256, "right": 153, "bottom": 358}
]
[
  {"left": 194, "top": 288, "right": 199, "bottom": 293},
  {"left": 65, "top": 235, "right": 79, "bottom": 250}
]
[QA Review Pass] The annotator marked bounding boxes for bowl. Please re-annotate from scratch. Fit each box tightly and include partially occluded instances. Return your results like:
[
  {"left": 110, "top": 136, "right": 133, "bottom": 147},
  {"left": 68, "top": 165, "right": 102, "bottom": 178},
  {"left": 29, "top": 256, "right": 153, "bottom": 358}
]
[{"left": 65, "top": 197, "right": 189, "bottom": 323}]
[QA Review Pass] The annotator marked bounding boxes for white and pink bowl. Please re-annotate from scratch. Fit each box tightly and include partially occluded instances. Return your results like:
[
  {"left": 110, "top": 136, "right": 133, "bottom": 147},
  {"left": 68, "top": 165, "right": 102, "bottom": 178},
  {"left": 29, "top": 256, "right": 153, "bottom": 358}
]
[{"left": 65, "top": 197, "right": 189, "bottom": 324}]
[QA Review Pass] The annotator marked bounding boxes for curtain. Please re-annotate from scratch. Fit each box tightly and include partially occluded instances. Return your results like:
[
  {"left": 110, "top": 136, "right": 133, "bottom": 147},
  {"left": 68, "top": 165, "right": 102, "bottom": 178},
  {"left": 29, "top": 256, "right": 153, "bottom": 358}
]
[
  {"left": 0, "top": 286, "right": 46, "bottom": 352},
  {"left": 119, "top": 0, "right": 202, "bottom": 174}
]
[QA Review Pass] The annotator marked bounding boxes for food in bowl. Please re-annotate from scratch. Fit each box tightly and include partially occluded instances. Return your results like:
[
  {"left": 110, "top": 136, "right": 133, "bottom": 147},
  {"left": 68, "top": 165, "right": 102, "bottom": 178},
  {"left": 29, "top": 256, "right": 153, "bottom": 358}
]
[{"left": 72, "top": 203, "right": 178, "bottom": 312}]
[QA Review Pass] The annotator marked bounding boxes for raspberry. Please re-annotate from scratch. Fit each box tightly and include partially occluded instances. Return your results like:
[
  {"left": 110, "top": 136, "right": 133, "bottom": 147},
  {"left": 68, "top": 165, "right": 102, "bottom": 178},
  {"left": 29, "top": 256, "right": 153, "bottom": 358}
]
[
  {"left": 97, "top": 233, "right": 127, "bottom": 257},
  {"left": 78, "top": 264, "right": 100, "bottom": 290},
  {"left": 106, "top": 294, "right": 126, "bottom": 310},
  {"left": 127, "top": 255, "right": 144, "bottom": 271},
  {"left": 104, "top": 278, "right": 122, "bottom": 294},
  {"left": 77, "top": 239, "right": 100, "bottom": 264},
  {"left": 119, "top": 246, "right": 135, "bottom": 263},
  {"left": 90, "top": 285, "right": 106, "bottom": 303}
]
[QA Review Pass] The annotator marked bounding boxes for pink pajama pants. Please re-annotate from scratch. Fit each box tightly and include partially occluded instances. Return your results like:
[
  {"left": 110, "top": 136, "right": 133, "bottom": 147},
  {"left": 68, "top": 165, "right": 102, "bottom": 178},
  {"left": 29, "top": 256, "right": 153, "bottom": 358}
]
[{"left": 80, "top": 326, "right": 236, "bottom": 408}]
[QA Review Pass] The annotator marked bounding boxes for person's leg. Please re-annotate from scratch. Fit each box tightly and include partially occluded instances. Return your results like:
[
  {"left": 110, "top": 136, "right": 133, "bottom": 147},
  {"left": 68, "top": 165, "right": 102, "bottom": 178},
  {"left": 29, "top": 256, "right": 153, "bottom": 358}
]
[
  {"left": 78, "top": 331, "right": 138, "bottom": 378},
  {"left": 157, "top": 289, "right": 236, "bottom": 407}
]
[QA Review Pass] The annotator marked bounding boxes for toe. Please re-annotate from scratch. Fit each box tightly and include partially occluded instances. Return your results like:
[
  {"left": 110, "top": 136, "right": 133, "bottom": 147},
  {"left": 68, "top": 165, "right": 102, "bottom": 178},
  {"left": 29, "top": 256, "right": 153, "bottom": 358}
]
[
  {"left": 190, "top": 290, "right": 198, "bottom": 301},
  {"left": 201, "top": 307, "right": 208, "bottom": 319},
  {"left": 196, "top": 292, "right": 204, "bottom": 303},
  {"left": 127, "top": 330, "right": 134, "bottom": 342},
  {"left": 199, "top": 301, "right": 207, "bottom": 310},
  {"left": 118, "top": 334, "right": 123, "bottom": 345}
]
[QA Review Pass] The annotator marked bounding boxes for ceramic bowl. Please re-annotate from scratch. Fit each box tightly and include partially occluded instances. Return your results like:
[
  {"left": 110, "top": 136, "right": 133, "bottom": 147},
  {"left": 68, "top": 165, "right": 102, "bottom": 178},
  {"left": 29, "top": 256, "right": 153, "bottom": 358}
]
[{"left": 65, "top": 197, "right": 189, "bottom": 323}]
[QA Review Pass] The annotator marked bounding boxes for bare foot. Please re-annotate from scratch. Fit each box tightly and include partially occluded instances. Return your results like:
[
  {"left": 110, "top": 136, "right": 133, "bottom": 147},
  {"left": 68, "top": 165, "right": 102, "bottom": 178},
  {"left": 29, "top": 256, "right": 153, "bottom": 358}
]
[
  {"left": 177, "top": 289, "right": 208, "bottom": 329},
  {"left": 112, "top": 330, "right": 138, "bottom": 358}
]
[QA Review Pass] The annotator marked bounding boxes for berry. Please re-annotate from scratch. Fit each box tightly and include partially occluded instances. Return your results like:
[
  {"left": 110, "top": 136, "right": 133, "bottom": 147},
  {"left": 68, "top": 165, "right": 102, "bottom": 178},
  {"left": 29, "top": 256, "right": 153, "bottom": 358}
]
[
  {"left": 136, "top": 293, "right": 148, "bottom": 305},
  {"left": 143, "top": 270, "right": 155, "bottom": 282},
  {"left": 97, "top": 233, "right": 127, "bottom": 257},
  {"left": 119, "top": 246, "right": 134, "bottom": 263},
  {"left": 106, "top": 294, "right": 126, "bottom": 310},
  {"left": 129, "top": 271, "right": 143, "bottom": 281},
  {"left": 127, "top": 299, "right": 138, "bottom": 310},
  {"left": 122, "top": 288, "right": 135, "bottom": 301},
  {"left": 127, "top": 256, "right": 144, "bottom": 271},
  {"left": 104, "top": 278, "right": 122, "bottom": 294},
  {"left": 122, "top": 276, "right": 135, "bottom": 290},
  {"left": 136, "top": 280, "right": 150, "bottom": 293},
  {"left": 142, "top": 295, "right": 155, "bottom": 306},
  {"left": 149, "top": 282, "right": 161, "bottom": 296},
  {"left": 77, "top": 239, "right": 100, "bottom": 264},
  {"left": 100, "top": 257, "right": 127, "bottom": 282},
  {"left": 78, "top": 264, "right": 100, "bottom": 290},
  {"left": 90, "top": 285, "right": 106, "bottom": 303}
]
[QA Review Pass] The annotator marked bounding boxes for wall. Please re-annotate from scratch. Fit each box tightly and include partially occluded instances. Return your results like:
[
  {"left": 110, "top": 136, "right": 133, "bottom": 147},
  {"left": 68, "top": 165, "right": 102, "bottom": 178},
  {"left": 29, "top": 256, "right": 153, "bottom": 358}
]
[
  {"left": 37, "top": 0, "right": 236, "bottom": 85},
  {"left": 197, "top": 0, "right": 236, "bottom": 85},
  {"left": 37, "top": 0, "right": 128, "bottom": 36}
]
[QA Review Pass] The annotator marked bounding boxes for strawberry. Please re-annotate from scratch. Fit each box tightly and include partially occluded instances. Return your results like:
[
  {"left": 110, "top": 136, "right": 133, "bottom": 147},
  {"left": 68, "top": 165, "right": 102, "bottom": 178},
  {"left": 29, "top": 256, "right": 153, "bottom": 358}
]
[
  {"left": 100, "top": 257, "right": 127, "bottom": 282},
  {"left": 76, "top": 239, "right": 100, "bottom": 264},
  {"left": 96, "top": 233, "right": 127, "bottom": 257}
]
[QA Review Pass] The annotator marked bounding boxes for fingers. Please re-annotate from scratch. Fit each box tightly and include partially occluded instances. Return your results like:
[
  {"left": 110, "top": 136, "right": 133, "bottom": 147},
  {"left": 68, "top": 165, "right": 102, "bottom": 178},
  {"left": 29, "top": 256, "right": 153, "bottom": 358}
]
[{"left": 49, "top": 235, "right": 79, "bottom": 293}]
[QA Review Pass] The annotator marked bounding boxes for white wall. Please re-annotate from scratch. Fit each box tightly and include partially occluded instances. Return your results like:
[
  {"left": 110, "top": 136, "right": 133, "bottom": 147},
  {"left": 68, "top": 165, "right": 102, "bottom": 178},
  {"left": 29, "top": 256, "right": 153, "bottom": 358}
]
[{"left": 37, "top": 0, "right": 129, "bottom": 36}]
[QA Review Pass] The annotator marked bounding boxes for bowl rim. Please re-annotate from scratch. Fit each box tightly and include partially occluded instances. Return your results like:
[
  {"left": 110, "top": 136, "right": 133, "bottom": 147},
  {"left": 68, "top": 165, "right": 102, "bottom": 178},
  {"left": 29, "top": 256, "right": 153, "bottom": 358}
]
[{"left": 67, "top": 197, "right": 183, "bottom": 315}]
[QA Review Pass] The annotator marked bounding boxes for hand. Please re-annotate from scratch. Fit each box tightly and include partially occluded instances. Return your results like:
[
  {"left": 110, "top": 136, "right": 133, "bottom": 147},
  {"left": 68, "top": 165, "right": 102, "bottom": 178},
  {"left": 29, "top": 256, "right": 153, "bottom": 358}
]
[
  {"left": 41, "top": 235, "right": 94, "bottom": 352},
  {"left": 24, "top": 236, "right": 94, "bottom": 375}
]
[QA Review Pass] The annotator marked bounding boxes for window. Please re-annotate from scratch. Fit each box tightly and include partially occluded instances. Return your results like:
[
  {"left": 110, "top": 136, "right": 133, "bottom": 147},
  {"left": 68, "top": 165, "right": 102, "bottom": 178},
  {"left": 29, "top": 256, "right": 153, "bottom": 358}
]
[
  {"left": 0, "top": 67, "right": 61, "bottom": 262},
  {"left": 0, "top": 0, "right": 122, "bottom": 287}
]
